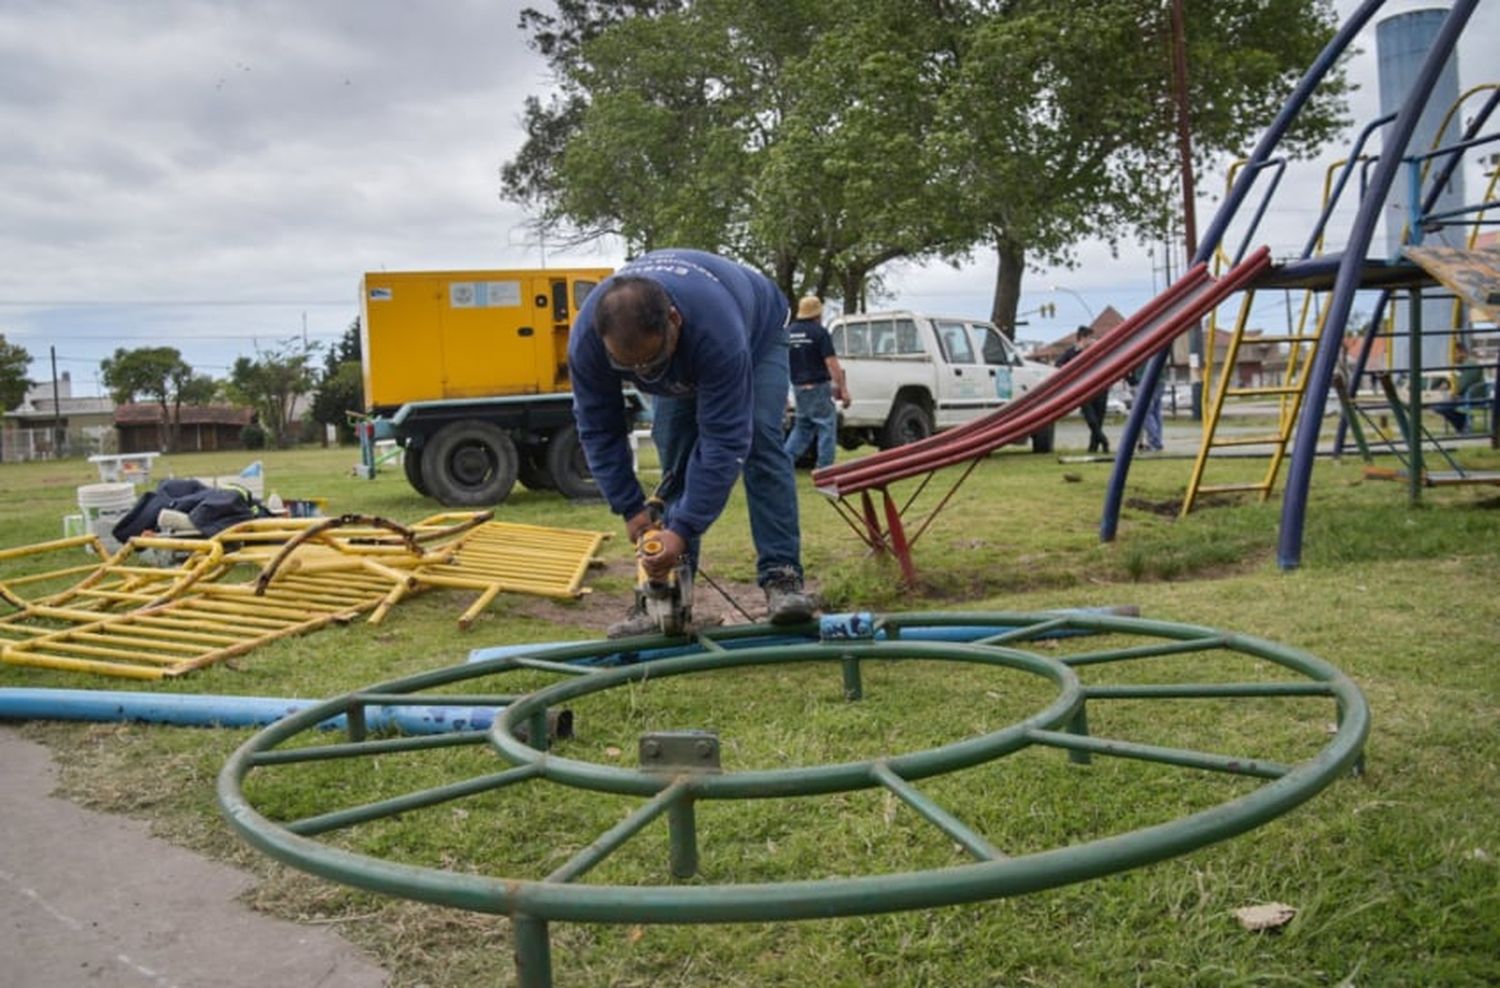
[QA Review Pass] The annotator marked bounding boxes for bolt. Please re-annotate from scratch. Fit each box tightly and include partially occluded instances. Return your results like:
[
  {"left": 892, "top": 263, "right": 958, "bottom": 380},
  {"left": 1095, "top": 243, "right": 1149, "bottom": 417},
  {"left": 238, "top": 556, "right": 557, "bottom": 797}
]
[
  {"left": 696, "top": 740, "right": 714, "bottom": 759},
  {"left": 642, "top": 739, "right": 661, "bottom": 759}
]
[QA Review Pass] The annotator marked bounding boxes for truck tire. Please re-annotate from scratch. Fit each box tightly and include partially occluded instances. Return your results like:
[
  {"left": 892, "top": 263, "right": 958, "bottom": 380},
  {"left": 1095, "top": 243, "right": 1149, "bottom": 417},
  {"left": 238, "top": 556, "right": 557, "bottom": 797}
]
[
  {"left": 1030, "top": 422, "right": 1056, "bottom": 454},
  {"left": 403, "top": 442, "right": 430, "bottom": 497},
  {"left": 422, "top": 420, "right": 519, "bottom": 506},
  {"left": 517, "top": 444, "right": 556, "bottom": 491},
  {"left": 880, "top": 400, "right": 934, "bottom": 449},
  {"left": 546, "top": 423, "right": 598, "bottom": 500}
]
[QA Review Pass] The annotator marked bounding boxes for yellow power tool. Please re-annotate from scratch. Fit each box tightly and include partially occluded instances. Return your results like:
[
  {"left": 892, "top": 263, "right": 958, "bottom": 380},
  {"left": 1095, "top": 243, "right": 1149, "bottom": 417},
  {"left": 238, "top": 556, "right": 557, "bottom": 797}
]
[{"left": 634, "top": 494, "right": 694, "bottom": 636}]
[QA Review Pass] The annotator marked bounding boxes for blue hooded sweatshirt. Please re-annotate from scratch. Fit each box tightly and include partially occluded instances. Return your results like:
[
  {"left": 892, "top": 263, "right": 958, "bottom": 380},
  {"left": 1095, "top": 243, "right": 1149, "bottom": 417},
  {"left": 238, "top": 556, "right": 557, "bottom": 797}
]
[{"left": 568, "top": 249, "right": 789, "bottom": 543}]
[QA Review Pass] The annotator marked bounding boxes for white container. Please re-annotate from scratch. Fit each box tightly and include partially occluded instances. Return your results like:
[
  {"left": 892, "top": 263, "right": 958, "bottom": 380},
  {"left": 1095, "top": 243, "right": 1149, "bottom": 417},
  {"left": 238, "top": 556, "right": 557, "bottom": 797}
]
[{"left": 77, "top": 482, "right": 137, "bottom": 554}]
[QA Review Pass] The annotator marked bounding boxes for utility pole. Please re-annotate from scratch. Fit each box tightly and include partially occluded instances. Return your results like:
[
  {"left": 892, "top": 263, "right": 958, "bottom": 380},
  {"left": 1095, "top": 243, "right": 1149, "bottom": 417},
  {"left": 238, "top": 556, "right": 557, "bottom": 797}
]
[
  {"left": 50, "top": 345, "right": 63, "bottom": 458},
  {"left": 1169, "top": 0, "right": 1204, "bottom": 419}
]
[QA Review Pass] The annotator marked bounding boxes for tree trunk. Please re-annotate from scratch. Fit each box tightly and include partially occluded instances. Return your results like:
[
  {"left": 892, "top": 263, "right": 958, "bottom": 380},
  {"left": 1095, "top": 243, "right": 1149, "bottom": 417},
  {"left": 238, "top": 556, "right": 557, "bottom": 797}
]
[
  {"left": 840, "top": 269, "right": 864, "bottom": 314},
  {"left": 990, "top": 235, "right": 1025, "bottom": 341}
]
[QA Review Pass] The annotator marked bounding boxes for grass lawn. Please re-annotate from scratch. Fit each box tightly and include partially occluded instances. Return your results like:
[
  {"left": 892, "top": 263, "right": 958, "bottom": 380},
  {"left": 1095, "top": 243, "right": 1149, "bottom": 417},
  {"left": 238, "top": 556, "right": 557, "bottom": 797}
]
[{"left": 2, "top": 432, "right": 1498, "bottom": 987}]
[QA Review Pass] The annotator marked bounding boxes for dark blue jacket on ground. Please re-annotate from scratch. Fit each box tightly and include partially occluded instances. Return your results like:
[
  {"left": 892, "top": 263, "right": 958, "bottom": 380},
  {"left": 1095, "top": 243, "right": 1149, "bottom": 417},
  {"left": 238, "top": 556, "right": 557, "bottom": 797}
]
[{"left": 568, "top": 249, "right": 788, "bottom": 542}]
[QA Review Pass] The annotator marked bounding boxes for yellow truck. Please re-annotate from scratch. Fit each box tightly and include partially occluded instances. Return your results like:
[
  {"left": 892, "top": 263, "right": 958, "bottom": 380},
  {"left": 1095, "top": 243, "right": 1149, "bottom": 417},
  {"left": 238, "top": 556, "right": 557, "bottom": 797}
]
[{"left": 360, "top": 267, "right": 620, "bottom": 505}]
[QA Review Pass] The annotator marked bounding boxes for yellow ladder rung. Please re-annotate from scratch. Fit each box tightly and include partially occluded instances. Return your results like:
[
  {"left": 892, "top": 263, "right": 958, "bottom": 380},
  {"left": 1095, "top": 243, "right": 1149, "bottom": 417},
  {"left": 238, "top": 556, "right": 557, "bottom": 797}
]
[
  {"left": 1227, "top": 385, "right": 1302, "bottom": 397},
  {"left": 1195, "top": 482, "right": 1271, "bottom": 495},
  {"left": 1209, "top": 434, "right": 1289, "bottom": 447}
]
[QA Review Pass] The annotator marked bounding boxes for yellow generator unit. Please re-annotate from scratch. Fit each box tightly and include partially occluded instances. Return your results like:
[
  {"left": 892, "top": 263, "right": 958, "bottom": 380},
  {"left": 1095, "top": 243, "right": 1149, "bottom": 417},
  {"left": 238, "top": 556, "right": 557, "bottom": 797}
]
[{"left": 359, "top": 267, "right": 620, "bottom": 507}]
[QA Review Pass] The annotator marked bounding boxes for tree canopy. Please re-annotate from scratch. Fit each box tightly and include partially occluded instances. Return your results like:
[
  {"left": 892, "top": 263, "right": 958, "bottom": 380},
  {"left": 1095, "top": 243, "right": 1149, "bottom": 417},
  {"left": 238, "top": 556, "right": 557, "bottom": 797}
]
[
  {"left": 100, "top": 346, "right": 205, "bottom": 452},
  {"left": 0, "top": 335, "right": 31, "bottom": 412},
  {"left": 227, "top": 339, "right": 318, "bottom": 448},
  {"left": 503, "top": 0, "right": 1348, "bottom": 332},
  {"left": 311, "top": 319, "right": 365, "bottom": 443}
]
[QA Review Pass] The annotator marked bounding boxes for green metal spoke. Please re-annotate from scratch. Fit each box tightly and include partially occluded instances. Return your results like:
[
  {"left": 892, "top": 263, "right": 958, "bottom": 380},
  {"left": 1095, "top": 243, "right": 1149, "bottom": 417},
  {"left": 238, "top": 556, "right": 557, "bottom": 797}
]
[
  {"left": 696, "top": 635, "right": 727, "bottom": 652},
  {"left": 544, "top": 779, "right": 692, "bottom": 884},
  {"left": 871, "top": 762, "right": 1004, "bottom": 862},
  {"left": 287, "top": 762, "right": 542, "bottom": 836},
  {"left": 249, "top": 730, "right": 490, "bottom": 766},
  {"left": 973, "top": 616, "right": 1071, "bottom": 646},
  {"left": 1061, "top": 634, "right": 1227, "bottom": 667},
  {"left": 1084, "top": 682, "right": 1334, "bottom": 700},
  {"left": 1026, "top": 728, "right": 1289, "bottom": 779}
]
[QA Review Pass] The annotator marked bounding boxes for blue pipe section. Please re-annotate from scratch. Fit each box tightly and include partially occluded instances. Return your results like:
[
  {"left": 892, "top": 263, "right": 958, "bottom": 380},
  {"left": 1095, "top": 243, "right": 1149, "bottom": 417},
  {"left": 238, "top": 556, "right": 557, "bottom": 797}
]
[
  {"left": 0, "top": 642, "right": 549, "bottom": 733},
  {"left": 1280, "top": 0, "right": 1477, "bottom": 569},
  {"left": 466, "top": 607, "right": 1138, "bottom": 666},
  {"left": 0, "top": 689, "right": 506, "bottom": 734},
  {"left": 1101, "top": 0, "right": 1386, "bottom": 543}
]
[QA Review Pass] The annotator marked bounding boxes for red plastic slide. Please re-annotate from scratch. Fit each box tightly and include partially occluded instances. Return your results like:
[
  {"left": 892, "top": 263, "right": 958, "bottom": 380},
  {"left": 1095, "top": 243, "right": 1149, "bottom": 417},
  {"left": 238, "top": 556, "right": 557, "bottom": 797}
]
[{"left": 812, "top": 247, "right": 1272, "bottom": 497}]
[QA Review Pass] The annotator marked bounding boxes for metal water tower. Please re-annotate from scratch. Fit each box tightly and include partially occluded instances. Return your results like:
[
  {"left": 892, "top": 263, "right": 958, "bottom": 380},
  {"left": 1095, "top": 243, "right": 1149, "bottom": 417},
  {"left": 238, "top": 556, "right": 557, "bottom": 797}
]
[{"left": 1377, "top": 4, "right": 1466, "bottom": 371}]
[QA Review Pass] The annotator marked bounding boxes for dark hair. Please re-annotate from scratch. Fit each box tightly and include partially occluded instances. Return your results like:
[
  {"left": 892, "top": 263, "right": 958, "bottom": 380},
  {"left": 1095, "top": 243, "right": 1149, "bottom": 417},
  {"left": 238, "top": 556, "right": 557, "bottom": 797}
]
[
  {"left": 595, "top": 276, "right": 672, "bottom": 346},
  {"left": 1077, "top": 325, "right": 1094, "bottom": 338}
]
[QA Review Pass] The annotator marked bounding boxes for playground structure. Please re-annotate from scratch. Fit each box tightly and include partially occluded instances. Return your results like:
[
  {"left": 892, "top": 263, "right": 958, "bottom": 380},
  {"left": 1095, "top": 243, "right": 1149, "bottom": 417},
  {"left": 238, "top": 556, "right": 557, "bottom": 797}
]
[
  {"left": 812, "top": 0, "right": 1498, "bottom": 580},
  {"left": 0, "top": 514, "right": 609, "bottom": 679},
  {"left": 219, "top": 611, "right": 1369, "bottom": 988}
]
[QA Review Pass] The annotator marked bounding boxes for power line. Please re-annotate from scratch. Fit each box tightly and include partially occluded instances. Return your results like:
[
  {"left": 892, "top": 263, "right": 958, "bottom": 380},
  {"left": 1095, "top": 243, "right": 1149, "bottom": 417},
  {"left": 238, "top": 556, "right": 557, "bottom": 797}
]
[{"left": 0, "top": 299, "right": 350, "bottom": 307}]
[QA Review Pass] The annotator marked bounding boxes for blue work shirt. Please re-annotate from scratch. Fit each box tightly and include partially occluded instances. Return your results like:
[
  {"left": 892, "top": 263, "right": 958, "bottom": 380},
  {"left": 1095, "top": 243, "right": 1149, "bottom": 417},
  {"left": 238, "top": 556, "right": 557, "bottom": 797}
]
[
  {"left": 787, "top": 318, "right": 835, "bottom": 385},
  {"left": 568, "top": 249, "right": 789, "bottom": 542}
]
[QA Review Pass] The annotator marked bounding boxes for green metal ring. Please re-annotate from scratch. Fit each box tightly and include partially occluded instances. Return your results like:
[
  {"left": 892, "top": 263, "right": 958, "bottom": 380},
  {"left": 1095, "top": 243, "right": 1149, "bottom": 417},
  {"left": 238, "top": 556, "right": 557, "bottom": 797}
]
[{"left": 219, "top": 611, "right": 1368, "bottom": 927}]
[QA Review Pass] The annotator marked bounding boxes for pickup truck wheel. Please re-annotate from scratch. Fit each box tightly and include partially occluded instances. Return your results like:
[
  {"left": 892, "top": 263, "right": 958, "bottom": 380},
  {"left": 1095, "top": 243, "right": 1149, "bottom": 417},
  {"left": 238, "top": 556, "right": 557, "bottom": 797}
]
[
  {"left": 1030, "top": 422, "right": 1055, "bottom": 454},
  {"left": 546, "top": 423, "right": 599, "bottom": 500},
  {"left": 402, "top": 442, "right": 430, "bottom": 497},
  {"left": 880, "top": 400, "right": 934, "bottom": 449},
  {"left": 422, "top": 420, "right": 518, "bottom": 506},
  {"left": 838, "top": 430, "right": 864, "bottom": 451},
  {"left": 517, "top": 443, "right": 555, "bottom": 491}
]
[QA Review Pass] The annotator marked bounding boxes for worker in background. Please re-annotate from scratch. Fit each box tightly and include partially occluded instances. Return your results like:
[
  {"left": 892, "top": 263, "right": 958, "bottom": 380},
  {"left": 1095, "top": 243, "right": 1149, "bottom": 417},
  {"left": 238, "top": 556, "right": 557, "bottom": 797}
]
[
  {"left": 568, "top": 249, "right": 817, "bottom": 638},
  {"left": 782, "top": 295, "right": 850, "bottom": 470},
  {"left": 1055, "top": 325, "right": 1110, "bottom": 453},
  {"left": 1432, "top": 340, "right": 1484, "bottom": 433}
]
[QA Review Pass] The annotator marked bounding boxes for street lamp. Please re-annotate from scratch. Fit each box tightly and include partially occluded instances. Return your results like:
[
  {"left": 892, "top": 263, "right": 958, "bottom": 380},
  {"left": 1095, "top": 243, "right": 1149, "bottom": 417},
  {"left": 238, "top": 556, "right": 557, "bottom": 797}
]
[{"left": 1051, "top": 284, "right": 1095, "bottom": 322}]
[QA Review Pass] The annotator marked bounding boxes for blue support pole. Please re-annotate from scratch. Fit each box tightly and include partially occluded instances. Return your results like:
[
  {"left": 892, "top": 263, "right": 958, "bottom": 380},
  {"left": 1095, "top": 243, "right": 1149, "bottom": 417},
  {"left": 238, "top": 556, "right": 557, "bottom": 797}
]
[
  {"left": 1101, "top": 0, "right": 1386, "bottom": 542},
  {"left": 1278, "top": 0, "right": 1477, "bottom": 569}
]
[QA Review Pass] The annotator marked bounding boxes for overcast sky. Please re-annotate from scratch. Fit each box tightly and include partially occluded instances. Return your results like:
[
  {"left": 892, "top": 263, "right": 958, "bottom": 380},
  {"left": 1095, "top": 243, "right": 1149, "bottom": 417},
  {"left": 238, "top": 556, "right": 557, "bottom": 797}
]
[{"left": 1, "top": 0, "right": 1495, "bottom": 396}]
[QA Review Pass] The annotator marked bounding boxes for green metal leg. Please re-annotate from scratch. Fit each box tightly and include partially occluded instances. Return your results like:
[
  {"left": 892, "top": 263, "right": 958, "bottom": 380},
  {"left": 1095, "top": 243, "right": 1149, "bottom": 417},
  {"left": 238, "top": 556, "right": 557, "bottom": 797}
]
[
  {"left": 514, "top": 915, "right": 553, "bottom": 988},
  {"left": 1066, "top": 704, "right": 1092, "bottom": 765},
  {"left": 668, "top": 798, "right": 699, "bottom": 878},
  {"left": 841, "top": 654, "right": 863, "bottom": 701}
]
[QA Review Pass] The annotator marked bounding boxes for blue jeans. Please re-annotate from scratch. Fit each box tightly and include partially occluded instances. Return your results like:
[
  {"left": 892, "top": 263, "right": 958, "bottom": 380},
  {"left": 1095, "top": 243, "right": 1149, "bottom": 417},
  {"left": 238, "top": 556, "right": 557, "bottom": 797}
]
[
  {"left": 784, "top": 382, "right": 838, "bottom": 469},
  {"left": 1139, "top": 381, "right": 1164, "bottom": 450},
  {"left": 651, "top": 328, "right": 802, "bottom": 587}
]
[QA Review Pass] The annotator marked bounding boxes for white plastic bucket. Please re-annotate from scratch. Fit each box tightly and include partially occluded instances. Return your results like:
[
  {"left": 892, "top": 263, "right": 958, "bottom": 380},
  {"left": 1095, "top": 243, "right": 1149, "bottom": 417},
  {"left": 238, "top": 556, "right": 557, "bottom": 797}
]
[{"left": 77, "top": 482, "right": 137, "bottom": 554}]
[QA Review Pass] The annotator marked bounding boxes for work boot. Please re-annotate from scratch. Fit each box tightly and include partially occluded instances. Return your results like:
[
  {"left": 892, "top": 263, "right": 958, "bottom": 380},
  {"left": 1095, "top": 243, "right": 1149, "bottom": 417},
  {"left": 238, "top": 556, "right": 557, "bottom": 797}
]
[
  {"left": 763, "top": 568, "right": 816, "bottom": 625},
  {"left": 606, "top": 602, "right": 659, "bottom": 639}
]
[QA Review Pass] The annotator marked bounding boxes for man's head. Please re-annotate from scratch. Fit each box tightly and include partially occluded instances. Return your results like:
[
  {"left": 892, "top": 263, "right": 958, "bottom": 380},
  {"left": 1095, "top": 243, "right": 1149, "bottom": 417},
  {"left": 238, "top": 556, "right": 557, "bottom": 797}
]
[
  {"left": 796, "top": 295, "right": 823, "bottom": 320},
  {"left": 1077, "top": 325, "right": 1094, "bottom": 342},
  {"left": 594, "top": 276, "right": 681, "bottom": 380}
]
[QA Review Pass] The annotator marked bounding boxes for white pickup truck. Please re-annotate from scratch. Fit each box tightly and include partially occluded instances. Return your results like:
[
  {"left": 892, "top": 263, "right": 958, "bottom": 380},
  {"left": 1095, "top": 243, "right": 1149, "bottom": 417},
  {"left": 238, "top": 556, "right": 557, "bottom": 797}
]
[{"left": 826, "top": 310, "right": 1057, "bottom": 453}]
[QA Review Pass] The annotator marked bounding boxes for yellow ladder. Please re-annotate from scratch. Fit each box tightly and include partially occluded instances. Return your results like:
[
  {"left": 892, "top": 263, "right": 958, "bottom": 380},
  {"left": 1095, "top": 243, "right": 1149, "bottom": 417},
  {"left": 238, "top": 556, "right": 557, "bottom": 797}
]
[{"left": 1180, "top": 284, "right": 1328, "bottom": 515}]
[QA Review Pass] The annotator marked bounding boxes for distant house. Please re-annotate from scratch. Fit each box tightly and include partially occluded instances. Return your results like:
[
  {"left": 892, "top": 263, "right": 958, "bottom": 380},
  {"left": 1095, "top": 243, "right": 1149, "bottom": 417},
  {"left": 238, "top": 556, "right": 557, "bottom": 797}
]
[
  {"left": 1, "top": 372, "right": 116, "bottom": 462},
  {"left": 114, "top": 403, "right": 254, "bottom": 454}
]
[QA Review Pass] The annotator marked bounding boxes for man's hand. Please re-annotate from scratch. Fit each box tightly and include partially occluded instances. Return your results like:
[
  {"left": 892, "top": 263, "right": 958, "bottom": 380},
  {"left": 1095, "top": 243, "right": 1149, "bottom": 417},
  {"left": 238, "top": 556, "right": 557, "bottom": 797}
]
[
  {"left": 640, "top": 529, "right": 686, "bottom": 580},
  {"left": 836, "top": 384, "right": 851, "bottom": 409},
  {"left": 626, "top": 509, "right": 654, "bottom": 545}
]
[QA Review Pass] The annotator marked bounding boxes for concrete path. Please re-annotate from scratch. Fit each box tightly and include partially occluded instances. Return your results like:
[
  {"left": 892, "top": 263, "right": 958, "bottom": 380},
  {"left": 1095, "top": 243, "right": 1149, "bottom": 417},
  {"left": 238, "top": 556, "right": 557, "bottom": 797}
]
[{"left": 0, "top": 726, "right": 388, "bottom": 988}]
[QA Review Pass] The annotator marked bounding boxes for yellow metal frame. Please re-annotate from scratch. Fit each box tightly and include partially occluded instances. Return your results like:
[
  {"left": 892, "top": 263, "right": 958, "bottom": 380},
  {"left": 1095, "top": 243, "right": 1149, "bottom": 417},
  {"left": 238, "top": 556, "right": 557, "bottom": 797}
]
[{"left": 1, "top": 513, "right": 609, "bottom": 680}]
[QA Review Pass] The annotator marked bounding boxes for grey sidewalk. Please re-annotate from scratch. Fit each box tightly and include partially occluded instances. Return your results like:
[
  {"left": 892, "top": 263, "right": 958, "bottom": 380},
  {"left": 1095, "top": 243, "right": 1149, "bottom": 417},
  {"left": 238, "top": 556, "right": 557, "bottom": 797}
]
[{"left": 0, "top": 726, "right": 388, "bottom": 988}]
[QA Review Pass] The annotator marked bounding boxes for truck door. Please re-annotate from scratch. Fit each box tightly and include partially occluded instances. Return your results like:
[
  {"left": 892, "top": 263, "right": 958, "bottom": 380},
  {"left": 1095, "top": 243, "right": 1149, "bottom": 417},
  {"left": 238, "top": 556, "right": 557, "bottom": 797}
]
[
  {"left": 976, "top": 324, "right": 1050, "bottom": 400},
  {"left": 440, "top": 275, "right": 543, "bottom": 398},
  {"left": 932, "top": 319, "right": 983, "bottom": 428}
]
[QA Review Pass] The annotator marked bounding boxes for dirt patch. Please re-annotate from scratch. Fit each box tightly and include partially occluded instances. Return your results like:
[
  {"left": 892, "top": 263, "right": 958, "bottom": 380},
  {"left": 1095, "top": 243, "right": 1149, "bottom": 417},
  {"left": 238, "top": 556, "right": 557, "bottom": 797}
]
[{"left": 503, "top": 557, "right": 821, "bottom": 634}]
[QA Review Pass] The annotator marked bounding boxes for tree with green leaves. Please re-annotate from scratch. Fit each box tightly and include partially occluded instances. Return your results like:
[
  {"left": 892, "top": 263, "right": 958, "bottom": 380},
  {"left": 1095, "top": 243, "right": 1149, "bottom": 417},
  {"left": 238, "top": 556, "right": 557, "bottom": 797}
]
[
  {"left": 100, "top": 346, "right": 199, "bottom": 452},
  {"left": 504, "top": 0, "right": 1349, "bottom": 330},
  {"left": 0, "top": 335, "right": 31, "bottom": 412},
  {"left": 0, "top": 335, "right": 32, "bottom": 462},
  {"left": 311, "top": 319, "right": 364, "bottom": 444},
  {"left": 938, "top": 0, "right": 1349, "bottom": 335},
  {"left": 226, "top": 339, "right": 318, "bottom": 448}
]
